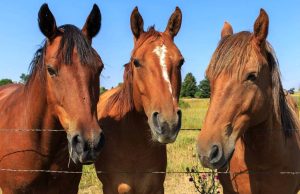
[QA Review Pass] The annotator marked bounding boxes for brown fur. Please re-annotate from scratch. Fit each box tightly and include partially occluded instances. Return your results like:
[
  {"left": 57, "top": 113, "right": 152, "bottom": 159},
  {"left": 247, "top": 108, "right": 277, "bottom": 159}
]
[
  {"left": 197, "top": 9, "right": 300, "bottom": 194},
  {"left": 0, "top": 4, "right": 103, "bottom": 193},
  {"left": 95, "top": 7, "right": 183, "bottom": 194}
]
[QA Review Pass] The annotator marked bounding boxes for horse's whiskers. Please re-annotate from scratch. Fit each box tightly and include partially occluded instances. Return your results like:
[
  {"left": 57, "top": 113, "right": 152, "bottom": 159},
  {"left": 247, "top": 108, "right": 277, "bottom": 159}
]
[{"left": 68, "top": 146, "right": 72, "bottom": 168}]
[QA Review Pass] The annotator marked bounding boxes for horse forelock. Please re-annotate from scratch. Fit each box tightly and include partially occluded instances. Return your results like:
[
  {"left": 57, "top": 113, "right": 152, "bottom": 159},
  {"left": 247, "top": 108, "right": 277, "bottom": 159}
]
[
  {"left": 27, "top": 25, "right": 100, "bottom": 87},
  {"left": 207, "top": 31, "right": 299, "bottom": 136}
]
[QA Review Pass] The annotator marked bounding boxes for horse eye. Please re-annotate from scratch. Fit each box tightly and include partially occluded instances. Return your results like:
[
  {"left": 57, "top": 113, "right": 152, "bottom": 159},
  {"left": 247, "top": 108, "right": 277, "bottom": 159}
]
[
  {"left": 246, "top": 73, "right": 257, "bottom": 82},
  {"left": 47, "top": 65, "right": 58, "bottom": 77},
  {"left": 133, "top": 59, "right": 141, "bottom": 68}
]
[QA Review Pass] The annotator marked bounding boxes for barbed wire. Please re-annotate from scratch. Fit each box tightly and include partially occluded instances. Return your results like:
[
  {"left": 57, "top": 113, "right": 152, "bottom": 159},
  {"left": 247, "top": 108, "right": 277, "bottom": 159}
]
[
  {"left": 0, "top": 128, "right": 201, "bottom": 132},
  {"left": 0, "top": 128, "right": 299, "bottom": 176},
  {"left": 0, "top": 168, "right": 299, "bottom": 175},
  {"left": 0, "top": 128, "right": 202, "bottom": 133},
  {"left": 1, "top": 128, "right": 298, "bottom": 132},
  {"left": 0, "top": 129, "right": 64, "bottom": 132}
]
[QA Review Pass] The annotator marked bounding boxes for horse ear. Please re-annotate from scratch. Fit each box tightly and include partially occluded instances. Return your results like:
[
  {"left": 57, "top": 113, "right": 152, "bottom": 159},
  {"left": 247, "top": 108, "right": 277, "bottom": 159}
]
[
  {"left": 165, "top": 7, "right": 182, "bottom": 39},
  {"left": 253, "top": 9, "right": 269, "bottom": 46},
  {"left": 221, "top": 21, "right": 233, "bottom": 39},
  {"left": 130, "top": 7, "right": 144, "bottom": 40},
  {"left": 38, "top": 4, "right": 57, "bottom": 40},
  {"left": 82, "top": 4, "right": 101, "bottom": 43}
]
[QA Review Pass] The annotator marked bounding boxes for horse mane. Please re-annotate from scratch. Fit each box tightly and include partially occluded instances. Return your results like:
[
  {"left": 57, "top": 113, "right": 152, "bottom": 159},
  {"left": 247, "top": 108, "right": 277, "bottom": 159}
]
[
  {"left": 105, "top": 26, "right": 161, "bottom": 117},
  {"left": 266, "top": 43, "right": 300, "bottom": 136},
  {"left": 207, "top": 31, "right": 300, "bottom": 136},
  {"left": 206, "top": 31, "right": 253, "bottom": 80},
  {"left": 27, "top": 25, "right": 99, "bottom": 86},
  {"left": 105, "top": 62, "right": 134, "bottom": 118}
]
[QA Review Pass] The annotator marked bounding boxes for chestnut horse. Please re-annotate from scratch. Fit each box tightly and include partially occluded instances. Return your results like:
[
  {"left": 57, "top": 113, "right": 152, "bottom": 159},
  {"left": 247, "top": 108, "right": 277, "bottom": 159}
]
[
  {"left": 95, "top": 7, "right": 183, "bottom": 194},
  {"left": 0, "top": 4, "right": 104, "bottom": 194},
  {"left": 197, "top": 9, "right": 300, "bottom": 194}
]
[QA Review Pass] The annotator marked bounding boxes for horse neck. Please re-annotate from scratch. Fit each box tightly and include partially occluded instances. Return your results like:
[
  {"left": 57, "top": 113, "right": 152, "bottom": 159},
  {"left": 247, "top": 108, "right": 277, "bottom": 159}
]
[
  {"left": 105, "top": 84, "right": 150, "bottom": 139},
  {"left": 242, "top": 106, "right": 291, "bottom": 168}
]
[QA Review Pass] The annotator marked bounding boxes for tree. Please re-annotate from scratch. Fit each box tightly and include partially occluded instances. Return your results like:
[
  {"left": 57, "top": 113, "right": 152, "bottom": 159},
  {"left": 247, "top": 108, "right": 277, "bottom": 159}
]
[
  {"left": 197, "top": 77, "right": 210, "bottom": 98},
  {"left": 100, "top": 87, "right": 107, "bottom": 95},
  {"left": 0, "top": 79, "right": 13, "bottom": 86},
  {"left": 180, "top": 72, "right": 198, "bottom": 98},
  {"left": 288, "top": 88, "right": 295, "bottom": 94},
  {"left": 20, "top": 73, "right": 29, "bottom": 84}
]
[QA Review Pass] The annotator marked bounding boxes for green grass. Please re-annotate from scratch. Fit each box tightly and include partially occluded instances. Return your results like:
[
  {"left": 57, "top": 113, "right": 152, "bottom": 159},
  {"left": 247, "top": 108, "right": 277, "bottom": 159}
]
[
  {"left": 292, "top": 92, "right": 300, "bottom": 108},
  {"left": 79, "top": 99, "right": 208, "bottom": 194},
  {"left": 180, "top": 98, "right": 209, "bottom": 129},
  {"left": 79, "top": 165, "right": 102, "bottom": 194}
]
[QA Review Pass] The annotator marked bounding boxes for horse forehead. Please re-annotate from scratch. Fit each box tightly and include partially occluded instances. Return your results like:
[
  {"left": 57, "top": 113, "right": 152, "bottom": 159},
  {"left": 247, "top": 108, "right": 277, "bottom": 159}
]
[
  {"left": 152, "top": 43, "right": 181, "bottom": 62},
  {"left": 45, "top": 37, "right": 62, "bottom": 56}
]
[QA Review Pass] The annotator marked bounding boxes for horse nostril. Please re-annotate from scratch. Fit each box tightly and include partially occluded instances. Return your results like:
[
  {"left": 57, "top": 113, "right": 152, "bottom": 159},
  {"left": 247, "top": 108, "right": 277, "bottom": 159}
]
[
  {"left": 152, "top": 112, "right": 159, "bottom": 125},
  {"left": 152, "top": 111, "right": 162, "bottom": 134},
  {"left": 153, "top": 112, "right": 159, "bottom": 119},
  {"left": 209, "top": 145, "right": 221, "bottom": 164},
  {"left": 72, "top": 134, "right": 84, "bottom": 154},
  {"left": 177, "top": 109, "right": 182, "bottom": 119}
]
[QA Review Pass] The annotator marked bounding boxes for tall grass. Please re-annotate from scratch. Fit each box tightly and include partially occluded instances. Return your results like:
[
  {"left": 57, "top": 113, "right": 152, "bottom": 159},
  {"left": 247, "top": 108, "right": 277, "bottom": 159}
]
[{"left": 180, "top": 98, "right": 209, "bottom": 129}]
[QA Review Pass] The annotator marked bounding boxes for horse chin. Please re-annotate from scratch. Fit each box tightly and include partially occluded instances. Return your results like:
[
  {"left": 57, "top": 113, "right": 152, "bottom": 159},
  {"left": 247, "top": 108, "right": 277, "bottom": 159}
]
[
  {"left": 213, "top": 148, "right": 235, "bottom": 170},
  {"left": 69, "top": 151, "right": 96, "bottom": 165},
  {"left": 68, "top": 144, "right": 96, "bottom": 165},
  {"left": 151, "top": 130, "right": 179, "bottom": 144}
]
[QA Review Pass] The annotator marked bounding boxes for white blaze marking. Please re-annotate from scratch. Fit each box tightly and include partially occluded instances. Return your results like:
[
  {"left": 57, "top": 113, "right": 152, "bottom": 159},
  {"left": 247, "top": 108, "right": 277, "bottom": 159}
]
[{"left": 153, "top": 45, "right": 173, "bottom": 95}]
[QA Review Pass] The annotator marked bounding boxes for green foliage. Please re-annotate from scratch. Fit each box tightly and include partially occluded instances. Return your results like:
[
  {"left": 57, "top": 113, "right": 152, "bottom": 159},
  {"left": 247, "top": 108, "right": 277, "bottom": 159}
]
[
  {"left": 181, "top": 72, "right": 198, "bottom": 98},
  {"left": 20, "top": 73, "right": 29, "bottom": 84},
  {"left": 198, "top": 77, "right": 210, "bottom": 98},
  {"left": 179, "top": 99, "right": 191, "bottom": 109},
  {"left": 195, "top": 91, "right": 201, "bottom": 98},
  {"left": 0, "top": 79, "right": 13, "bottom": 86},
  {"left": 100, "top": 87, "right": 107, "bottom": 95}
]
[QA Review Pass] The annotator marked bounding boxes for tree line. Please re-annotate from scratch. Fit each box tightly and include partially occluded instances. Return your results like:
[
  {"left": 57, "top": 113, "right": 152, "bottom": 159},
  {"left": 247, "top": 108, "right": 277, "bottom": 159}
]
[
  {"left": 1, "top": 73, "right": 298, "bottom": 98},
  {"left": 0, "top": 73, "right": 29, "bottom": 86},
  {"left": 0, "top": 72, "right": 211, "bottom": 98},
  {"left": 181, "top": 72, "right": 210, "bottom": 98}
]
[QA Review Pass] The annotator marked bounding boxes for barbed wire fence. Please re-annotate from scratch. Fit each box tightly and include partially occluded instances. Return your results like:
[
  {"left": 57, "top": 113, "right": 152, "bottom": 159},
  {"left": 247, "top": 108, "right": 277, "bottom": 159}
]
[
  {"left": 0, "top": 128, "right": 299, "bottom": 175},
  {"left": 1, "top": 128, "right": 300, "bottom": 194}
]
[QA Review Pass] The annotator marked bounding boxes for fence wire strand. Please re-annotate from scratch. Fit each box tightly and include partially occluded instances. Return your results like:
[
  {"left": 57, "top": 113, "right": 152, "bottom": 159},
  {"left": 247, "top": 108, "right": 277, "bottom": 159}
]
[
  {"left": 0, "top": 168, "right": 299, "bottom": 175},
  {"left": 0, "top": 128, "right": 299, "bottom": 176}
]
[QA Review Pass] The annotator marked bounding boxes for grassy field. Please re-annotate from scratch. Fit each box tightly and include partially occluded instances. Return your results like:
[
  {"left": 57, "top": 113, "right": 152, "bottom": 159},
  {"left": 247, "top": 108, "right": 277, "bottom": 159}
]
[{"left": 78, "top": 95, "right": 300, "bottom": 194}]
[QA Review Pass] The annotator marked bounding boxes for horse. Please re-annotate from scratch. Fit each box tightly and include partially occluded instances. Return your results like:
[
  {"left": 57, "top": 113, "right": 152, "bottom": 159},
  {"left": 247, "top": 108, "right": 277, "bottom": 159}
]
[
  {"left": 197, "top": 9, "right": 300, "bottom": 194},
  {"left": 95, "top": 7, "right": 184, "bottom": 194},
  {"left": 0, "top": 4, "right": 104, "bottom": 193}
]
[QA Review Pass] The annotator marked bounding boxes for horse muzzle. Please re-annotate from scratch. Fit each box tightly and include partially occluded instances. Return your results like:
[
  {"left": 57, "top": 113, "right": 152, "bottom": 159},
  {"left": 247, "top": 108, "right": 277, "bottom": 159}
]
[
  {"left": 68, "top": 131, "right": 105, "bottom": 164},
  {"left": 149, "top": 109, "right": 182, "bottom": 144}
]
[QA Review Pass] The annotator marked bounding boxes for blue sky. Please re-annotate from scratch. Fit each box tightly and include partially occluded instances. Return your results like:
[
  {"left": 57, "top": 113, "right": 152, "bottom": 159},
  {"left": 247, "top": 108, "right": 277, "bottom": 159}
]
[{"left": 0, "top": 1, "right": 299, "bottom": 89}]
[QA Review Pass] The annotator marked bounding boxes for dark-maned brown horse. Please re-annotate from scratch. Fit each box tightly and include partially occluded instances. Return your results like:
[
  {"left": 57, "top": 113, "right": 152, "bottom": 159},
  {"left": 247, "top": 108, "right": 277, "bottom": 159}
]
[
  {"left": 197, "top": 9, "right": 300, "bottom": 194},
  {"left": 95, "top": 7, "right": 183, "bottom": 194},
  {"left": 0, "top": 4, "right": 104, "bottom": 194}
]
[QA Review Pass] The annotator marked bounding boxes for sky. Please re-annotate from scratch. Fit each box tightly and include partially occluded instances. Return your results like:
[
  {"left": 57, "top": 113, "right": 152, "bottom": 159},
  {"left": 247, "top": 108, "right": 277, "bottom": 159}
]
[{"left": 0, "top": 1, "right": 299, "bottom": 90}]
